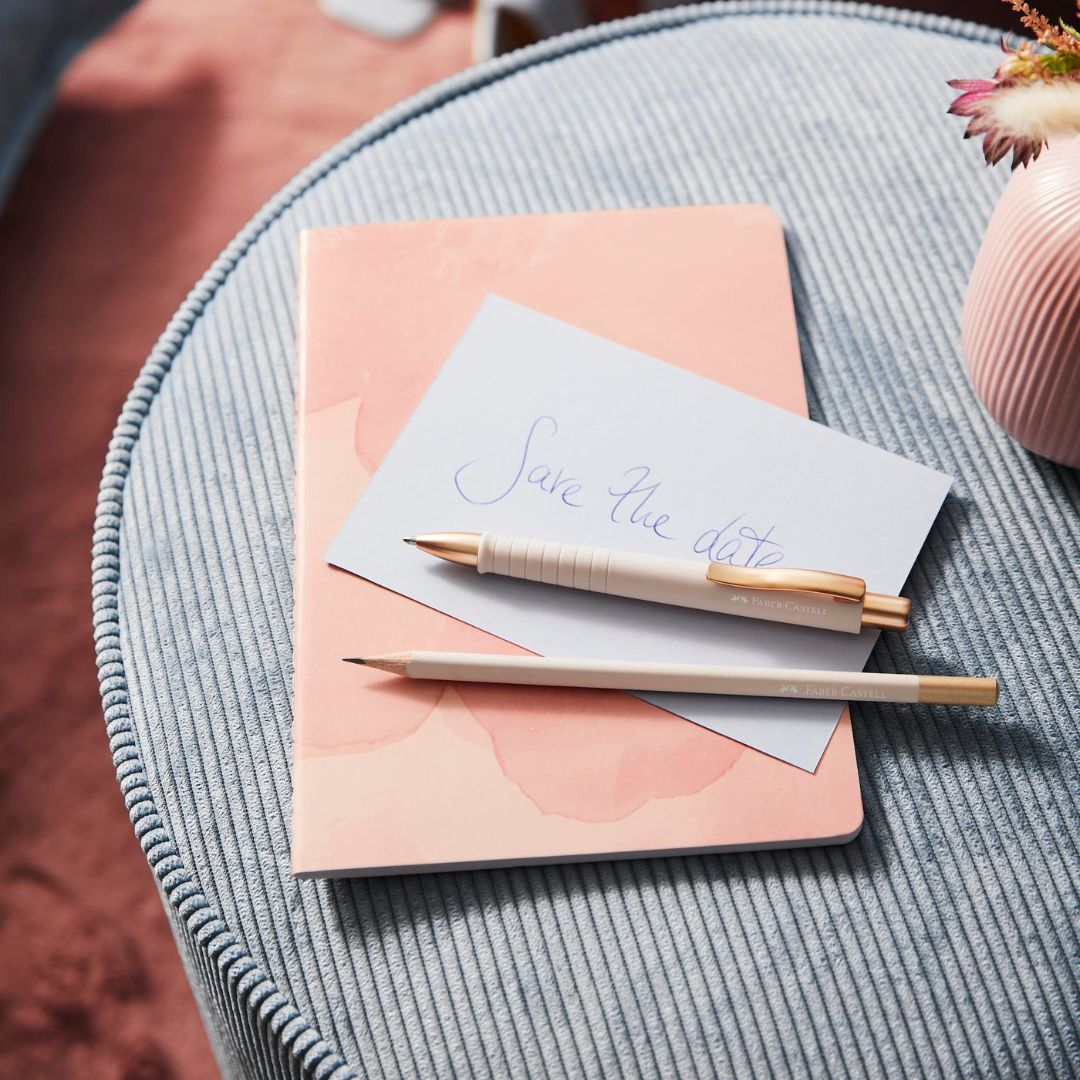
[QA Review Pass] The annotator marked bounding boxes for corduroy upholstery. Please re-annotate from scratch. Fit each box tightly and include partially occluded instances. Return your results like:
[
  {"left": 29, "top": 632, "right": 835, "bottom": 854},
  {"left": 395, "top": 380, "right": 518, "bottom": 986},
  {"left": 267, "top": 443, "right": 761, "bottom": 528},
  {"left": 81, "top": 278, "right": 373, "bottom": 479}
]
[{"left": 93, "top": 5, "right": 1080, "bottom": 1078}]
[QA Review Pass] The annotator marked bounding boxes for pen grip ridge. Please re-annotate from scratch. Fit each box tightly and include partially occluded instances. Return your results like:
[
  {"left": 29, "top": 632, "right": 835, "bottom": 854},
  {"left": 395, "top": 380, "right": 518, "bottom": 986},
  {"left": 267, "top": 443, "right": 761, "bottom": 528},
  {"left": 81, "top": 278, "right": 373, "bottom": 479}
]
[{"left": 479, "top": 534, "right": 612, "bottom": 592}]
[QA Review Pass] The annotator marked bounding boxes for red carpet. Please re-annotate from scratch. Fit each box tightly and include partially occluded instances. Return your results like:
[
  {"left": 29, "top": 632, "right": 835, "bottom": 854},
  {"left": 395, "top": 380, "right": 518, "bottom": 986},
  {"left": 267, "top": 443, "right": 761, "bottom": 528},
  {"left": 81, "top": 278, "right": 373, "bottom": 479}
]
[{"left": 0, "top": 4, "right": 469, "bottom": 1076}]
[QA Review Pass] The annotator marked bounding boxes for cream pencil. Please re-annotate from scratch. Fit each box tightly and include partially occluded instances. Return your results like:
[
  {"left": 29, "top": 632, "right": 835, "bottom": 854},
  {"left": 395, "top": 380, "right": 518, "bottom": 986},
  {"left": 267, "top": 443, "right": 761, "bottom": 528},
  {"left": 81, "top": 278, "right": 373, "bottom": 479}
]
[{"left": 344, "top": 651, "right": 997, "bottom": 706}]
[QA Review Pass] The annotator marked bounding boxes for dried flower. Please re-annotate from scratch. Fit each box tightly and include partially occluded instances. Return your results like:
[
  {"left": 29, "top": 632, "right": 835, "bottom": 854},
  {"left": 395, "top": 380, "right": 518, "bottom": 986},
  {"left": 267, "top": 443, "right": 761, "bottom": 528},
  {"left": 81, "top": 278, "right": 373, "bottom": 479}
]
[{"left": 948, "top": 1, "right": 1080, "bottom": 167}]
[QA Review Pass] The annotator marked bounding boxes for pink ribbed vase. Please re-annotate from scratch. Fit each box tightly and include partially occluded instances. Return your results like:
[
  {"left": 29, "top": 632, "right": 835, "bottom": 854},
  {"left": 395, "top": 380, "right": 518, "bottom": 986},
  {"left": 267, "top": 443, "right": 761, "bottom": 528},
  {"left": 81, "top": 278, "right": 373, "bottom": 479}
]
[{"left": 963, "top": 135, "right": 1080, "bottom": 468}]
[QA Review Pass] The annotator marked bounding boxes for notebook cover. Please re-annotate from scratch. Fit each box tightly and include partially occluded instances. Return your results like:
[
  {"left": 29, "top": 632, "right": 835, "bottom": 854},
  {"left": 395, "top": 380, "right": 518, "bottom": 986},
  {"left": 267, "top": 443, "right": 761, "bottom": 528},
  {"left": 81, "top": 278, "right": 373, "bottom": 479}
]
[{"left": 292, "top": 206, "right": 862, "bottom": 878}]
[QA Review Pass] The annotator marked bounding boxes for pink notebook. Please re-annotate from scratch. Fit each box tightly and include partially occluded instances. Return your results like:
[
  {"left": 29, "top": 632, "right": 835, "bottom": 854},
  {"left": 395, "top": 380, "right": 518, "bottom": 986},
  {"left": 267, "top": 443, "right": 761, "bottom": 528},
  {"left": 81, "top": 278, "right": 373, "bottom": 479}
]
[{"left": 292, "top": 206, "right": 862, "bottom": 878}]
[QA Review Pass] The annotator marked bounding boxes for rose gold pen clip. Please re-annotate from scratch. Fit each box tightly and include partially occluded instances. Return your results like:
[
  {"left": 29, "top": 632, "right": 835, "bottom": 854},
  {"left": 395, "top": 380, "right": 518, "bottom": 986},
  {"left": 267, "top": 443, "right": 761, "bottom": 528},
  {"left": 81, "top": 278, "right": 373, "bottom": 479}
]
[{"left": 704, "top": 564, "right": 910, "bottom": 631}]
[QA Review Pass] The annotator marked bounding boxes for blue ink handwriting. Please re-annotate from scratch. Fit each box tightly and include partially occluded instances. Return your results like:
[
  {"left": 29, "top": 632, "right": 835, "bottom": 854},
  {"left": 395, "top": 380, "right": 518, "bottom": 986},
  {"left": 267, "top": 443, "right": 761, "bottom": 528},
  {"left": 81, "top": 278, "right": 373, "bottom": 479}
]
[
  {"left": 453, "top": 415, "right": 585, "bottom": 507},
  {"left": 452, "top": 415, "right": 786, "bottom": 565},
  {"left": 607, "top": 466, "right": 675, "bottom": 540}
]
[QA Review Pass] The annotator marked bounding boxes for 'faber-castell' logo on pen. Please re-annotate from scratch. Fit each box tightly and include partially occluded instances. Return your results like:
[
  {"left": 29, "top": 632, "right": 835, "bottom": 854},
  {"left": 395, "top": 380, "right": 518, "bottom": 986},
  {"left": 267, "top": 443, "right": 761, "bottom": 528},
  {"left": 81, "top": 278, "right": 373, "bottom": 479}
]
[
  {"left": 780, "top": 684, "right": 800, "bottom": 695},
  {"left": 730, "top": 593, "right": 828, "bottom": 616}
]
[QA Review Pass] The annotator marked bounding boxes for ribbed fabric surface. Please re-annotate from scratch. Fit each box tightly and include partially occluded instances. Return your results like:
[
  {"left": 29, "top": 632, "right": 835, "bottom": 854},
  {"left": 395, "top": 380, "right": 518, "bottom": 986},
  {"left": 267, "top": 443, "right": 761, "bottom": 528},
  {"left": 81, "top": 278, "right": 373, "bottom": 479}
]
[{"left": 93, "top": 5, "right": 1080, "bottom": 1078}]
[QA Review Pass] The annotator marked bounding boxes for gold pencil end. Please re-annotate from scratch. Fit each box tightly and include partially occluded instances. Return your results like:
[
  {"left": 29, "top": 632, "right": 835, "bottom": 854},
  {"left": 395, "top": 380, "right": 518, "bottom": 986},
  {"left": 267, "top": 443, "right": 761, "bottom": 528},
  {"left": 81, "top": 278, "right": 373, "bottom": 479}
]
[{"left": 918, "top": 675, "right": 998, "bottom": 706}]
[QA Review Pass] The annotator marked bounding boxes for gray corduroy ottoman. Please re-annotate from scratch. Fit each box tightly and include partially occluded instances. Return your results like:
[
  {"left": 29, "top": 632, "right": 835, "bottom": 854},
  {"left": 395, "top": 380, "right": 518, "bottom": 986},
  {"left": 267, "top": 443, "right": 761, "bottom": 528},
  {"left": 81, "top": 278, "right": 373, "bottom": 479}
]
[{"left": 93, "top": 4, "right": 1080, "bottom": 1077}]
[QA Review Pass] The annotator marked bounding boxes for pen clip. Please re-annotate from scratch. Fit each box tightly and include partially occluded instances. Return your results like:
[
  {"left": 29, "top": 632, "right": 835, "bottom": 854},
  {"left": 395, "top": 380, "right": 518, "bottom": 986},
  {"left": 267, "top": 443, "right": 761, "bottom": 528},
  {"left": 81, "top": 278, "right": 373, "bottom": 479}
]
[{"left": 705, "top": 564, "right": 866, "bottom": 605}]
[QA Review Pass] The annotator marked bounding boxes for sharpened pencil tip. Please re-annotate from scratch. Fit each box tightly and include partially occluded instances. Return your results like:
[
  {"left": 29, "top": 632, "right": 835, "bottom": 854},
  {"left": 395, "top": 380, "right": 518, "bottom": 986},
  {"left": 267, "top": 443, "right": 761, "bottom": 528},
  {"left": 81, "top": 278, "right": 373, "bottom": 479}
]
[
  {"left": 402, "top": 537, "right": 418, "bottom": 545},
  {"left": 342, "top": 657, "right": 367, "bottom": 665}
]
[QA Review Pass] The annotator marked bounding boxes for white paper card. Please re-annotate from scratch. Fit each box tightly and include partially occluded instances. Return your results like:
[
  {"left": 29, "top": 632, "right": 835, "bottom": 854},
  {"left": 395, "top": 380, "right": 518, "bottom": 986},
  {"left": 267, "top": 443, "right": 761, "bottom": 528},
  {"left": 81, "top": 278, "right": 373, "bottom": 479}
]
[{"left": 328, "top": 297, "right": 951, "bottom": 770}]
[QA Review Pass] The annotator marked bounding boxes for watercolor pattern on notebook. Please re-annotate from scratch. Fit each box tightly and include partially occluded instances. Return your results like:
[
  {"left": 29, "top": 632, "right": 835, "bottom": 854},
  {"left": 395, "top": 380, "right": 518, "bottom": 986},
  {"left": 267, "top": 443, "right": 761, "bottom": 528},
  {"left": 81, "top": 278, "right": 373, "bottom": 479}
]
[{"left": 292, "top": 206, "right": 868, "bottom": 877}]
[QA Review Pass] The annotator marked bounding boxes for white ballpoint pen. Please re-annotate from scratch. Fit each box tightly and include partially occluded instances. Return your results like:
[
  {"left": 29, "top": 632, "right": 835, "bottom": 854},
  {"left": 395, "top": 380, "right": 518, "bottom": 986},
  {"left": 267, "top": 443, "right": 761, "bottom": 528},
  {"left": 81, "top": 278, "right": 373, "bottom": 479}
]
[{"left": 403, "top": 531, "right": 911, "bottom": 633}]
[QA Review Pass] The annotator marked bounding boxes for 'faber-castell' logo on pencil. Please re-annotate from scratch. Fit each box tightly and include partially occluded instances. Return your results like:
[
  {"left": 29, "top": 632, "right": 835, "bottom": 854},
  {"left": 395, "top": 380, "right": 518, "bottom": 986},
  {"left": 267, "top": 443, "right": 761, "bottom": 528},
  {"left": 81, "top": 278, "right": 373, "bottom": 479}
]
[
  {"left": 730, "top": 593, "right": 750, "bottom": 604},
  {"left": 780, "top": 684, "right": 800, "bottom": 695}
]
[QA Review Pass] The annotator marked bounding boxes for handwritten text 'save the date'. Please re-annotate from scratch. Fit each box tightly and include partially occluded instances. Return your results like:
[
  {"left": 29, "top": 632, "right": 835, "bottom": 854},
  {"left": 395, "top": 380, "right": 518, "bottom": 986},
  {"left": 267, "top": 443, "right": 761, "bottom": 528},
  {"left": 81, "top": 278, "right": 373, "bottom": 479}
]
[{"left": 453, "top": 415, "right": 786, "bottom": 569}]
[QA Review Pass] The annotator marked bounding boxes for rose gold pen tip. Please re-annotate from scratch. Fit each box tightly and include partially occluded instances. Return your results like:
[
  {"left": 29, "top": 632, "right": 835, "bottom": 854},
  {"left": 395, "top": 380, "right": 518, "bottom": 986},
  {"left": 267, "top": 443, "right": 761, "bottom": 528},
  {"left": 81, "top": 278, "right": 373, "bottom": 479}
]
[
  {"left": 342, "top": 657, "right": 367, "bottom": 665},
  {"left": 402, "top": 537, "right": 418, "bottom": 545}
]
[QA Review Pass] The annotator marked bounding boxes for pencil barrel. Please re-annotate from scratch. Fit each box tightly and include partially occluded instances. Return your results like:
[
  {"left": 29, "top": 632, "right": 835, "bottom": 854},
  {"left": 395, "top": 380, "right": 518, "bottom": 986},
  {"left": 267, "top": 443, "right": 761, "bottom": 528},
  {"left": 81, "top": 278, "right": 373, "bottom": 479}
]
[{"left": 409, "top": 653, "right": 926, "bottom": 703}]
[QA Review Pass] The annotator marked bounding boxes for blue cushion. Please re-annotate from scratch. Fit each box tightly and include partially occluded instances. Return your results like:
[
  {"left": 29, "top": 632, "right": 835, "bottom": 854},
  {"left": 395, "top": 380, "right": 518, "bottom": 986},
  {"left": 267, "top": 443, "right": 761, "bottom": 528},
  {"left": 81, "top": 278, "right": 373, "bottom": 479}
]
[
  {"left": 0, "top": 0, "right": 136, "bottom": 204},
  {"left": 94, "top": 4, "right": 1080, "bottom": 1078}
]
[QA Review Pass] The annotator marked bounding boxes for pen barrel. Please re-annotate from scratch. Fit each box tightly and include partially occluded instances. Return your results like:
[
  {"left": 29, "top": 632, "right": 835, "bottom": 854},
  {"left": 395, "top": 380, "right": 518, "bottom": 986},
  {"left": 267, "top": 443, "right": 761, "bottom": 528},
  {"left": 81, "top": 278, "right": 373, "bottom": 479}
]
[
  {"left": 408, "top": 653, "right": 923, "bottom": 702},
  {"left": 476, "top": 534, "right": 865, "bottom": 633}
]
